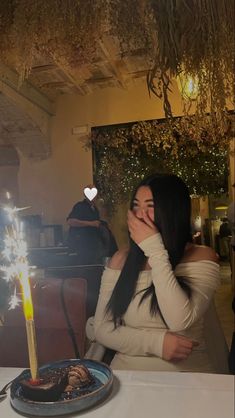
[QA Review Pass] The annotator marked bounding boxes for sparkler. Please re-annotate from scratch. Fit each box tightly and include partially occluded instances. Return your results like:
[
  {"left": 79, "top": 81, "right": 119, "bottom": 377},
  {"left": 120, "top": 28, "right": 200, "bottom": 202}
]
[{"left": 0, "top": 193, "right": 39, "bottom": 381}]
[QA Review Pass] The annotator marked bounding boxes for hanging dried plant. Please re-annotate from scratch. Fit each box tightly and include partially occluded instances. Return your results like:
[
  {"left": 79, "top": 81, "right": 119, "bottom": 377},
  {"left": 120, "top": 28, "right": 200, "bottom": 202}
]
[
  {"left": 0, "top": 0, "right": 107, "bottom": 81},
  {"left": 110, "top": 0, "right": 234, "bottom": 127},
  {"left": 90, "top": 115, "right": 232, "bottom": 211},
  {"left": 0, "top": 0, "right": 233, "bottom": 127}
]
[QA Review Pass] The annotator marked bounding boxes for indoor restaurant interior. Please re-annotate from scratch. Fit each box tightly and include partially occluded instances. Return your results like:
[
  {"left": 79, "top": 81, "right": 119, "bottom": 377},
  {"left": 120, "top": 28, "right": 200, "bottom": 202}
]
[{"left": 0, "top": 2, "right": 234, "bottom": 418}]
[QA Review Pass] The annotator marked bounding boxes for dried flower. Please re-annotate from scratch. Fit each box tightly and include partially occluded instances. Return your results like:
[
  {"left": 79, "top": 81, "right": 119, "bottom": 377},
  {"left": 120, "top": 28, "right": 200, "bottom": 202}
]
[{"left": 90, "top": 115, "right": 232, "bottom": 210}]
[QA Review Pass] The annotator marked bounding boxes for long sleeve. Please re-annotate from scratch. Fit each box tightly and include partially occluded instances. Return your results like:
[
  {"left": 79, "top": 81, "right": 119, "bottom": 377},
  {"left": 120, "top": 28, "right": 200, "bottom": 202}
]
[
  {"left": 139, "top": 234, "right": 220, "bottom": 331},
  {"left": 94, "top": 268, "right": 167, "bottom": 357}
]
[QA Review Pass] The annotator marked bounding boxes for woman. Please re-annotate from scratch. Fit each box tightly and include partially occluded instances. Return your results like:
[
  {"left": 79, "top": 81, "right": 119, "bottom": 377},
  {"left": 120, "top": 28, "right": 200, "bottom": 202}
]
[{"left": 94, "top": 174, "right": 228, "bottom": 372}]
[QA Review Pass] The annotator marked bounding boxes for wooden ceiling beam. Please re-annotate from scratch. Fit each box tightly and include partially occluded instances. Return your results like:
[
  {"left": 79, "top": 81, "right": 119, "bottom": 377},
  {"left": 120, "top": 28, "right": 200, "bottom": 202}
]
[
  {"left": 0, "top": 62, "right": 55, "bottom": 115},
  {"left": 54, "top": 62, "right": 87, "bottom": 95},
  {"left": 99, "top": 39, "right": 127, "bottom": 89},
  {"left": 31, "top": 64, "right": 57, "bottom": 73}
]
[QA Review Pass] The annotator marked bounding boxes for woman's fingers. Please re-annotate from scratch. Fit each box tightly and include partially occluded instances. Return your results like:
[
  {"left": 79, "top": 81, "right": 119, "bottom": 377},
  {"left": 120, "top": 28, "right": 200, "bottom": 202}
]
[
  {"left": 173, "top": 341, "right": 197, "bottom": 360},
  {"left": 127, "top": 210, "right": 150, "bottom": 242},
  {"left": 127, "top": 210, "right": 138, "bottom": 229},
  {"left": 172, "top": 354, "right": 189, "bottom": 361},
  {"left": 174, "top": 334, "right": 198, "bottom": 345},
  {"left": 128, "top": 210, "right": 157, "bottom": 235},
  {"left": 162, "top": 332, "right": 199, "bottom": 361},
  {"left": 176, "top": 346, "right": 192, "bottom": 356},
  {"left": 142, "top": 210, "right": 155, "bottom": 229}
]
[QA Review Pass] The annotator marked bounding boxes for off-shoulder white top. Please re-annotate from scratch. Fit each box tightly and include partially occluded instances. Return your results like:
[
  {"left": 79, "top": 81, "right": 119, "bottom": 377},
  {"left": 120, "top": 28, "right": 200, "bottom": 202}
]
[{"left": 94, "top": 234, "right": 228, "bottom": 373}]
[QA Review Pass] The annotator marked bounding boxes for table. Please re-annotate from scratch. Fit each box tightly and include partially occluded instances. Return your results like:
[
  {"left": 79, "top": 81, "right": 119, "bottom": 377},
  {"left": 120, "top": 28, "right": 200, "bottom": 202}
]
[{"left": 0, "top": 368, "right": 234, "bottom": 418}]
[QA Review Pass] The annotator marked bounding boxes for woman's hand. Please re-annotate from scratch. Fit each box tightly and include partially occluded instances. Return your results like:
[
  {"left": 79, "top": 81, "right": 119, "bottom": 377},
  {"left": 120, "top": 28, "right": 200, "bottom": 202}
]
[
  {"left": 162, "top": 332, "right": 199, "bottom": 361},
  {"left": 127, "top": 209, "right": 158, "bottom": 244}
]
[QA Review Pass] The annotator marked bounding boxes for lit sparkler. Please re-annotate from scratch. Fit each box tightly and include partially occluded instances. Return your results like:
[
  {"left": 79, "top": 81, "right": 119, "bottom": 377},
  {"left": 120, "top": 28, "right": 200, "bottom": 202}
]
[
  {"left": 0, "top": 193, "right": 39, "bottom": 381},
  {"left": 9, "top": 287, "right": 21, "bottom": 310}
]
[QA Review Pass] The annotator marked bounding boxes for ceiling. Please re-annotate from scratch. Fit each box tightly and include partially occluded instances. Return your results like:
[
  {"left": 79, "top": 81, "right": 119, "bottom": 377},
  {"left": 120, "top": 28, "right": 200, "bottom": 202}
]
[
  {"left": 21, "top": 37, "right": 150, "bottom": 100},
  {"left": 0, "top": 1, "right": 233, "bottom": 163},
  {"left": 0, "top": 34, "right": 151, "bottom": 161}
]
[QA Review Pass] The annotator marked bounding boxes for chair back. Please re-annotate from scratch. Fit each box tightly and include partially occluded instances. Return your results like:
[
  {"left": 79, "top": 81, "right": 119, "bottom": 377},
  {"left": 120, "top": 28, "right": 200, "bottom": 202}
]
[
  {"left": 45, "top": 265, "right": 104, "bottom": 317},
  {"left": 0, "top": 277, "right": 87, "bottom": 367},
  {"left": 204, "top": 300, "right": 229, "bottom": 374}
]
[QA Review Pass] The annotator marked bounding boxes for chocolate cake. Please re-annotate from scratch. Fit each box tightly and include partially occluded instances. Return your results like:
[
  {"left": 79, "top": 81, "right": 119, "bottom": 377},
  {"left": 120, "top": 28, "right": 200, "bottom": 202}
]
[
  {"left": 20, "top": 364, "right": 94, "bottom": 402},
  {"left": 65, "top": 364, "right": 94, "bottom": 392},
  {"left": 20, "top": 370, "right": 67, "bottom": 402}
]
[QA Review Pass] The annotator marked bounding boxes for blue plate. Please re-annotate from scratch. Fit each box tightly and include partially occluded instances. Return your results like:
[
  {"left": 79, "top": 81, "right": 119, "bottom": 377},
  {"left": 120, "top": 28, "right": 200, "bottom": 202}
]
[{"left": 10, "top": 359, "right": 113, "bottom": 416}]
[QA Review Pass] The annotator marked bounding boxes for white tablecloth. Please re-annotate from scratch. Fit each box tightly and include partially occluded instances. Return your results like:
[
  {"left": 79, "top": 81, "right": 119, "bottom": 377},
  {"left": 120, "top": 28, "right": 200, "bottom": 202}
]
[{"left": 0, "top": 368, "right": 234, "bottom": 418}]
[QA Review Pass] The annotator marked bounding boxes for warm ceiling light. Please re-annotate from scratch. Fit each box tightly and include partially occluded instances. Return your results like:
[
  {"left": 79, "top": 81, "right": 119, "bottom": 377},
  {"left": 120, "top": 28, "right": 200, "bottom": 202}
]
[
  {"left": 215, "top": 205, "right": 228, "bottom": 210},
  {"left": 177, "top": 73, "right": 199, "bottom": 100}
]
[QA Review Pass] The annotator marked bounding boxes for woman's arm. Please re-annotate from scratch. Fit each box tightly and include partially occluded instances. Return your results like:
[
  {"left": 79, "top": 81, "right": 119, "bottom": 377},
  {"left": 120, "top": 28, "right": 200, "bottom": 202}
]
[
  {"left": 128, "top": 209, "right": 220, "bottom": 331},
  {"left": 94, "top": 267, "right": 167, "bottom": 357},
  {"left": 67, "top": 218, "right": 100, "bottom": 227},
  {"left": 139, "top": 234, "right": 220, "bottom": 331},
  {"left": 94, "top": 268, "right": 196, "bottom": 360}
]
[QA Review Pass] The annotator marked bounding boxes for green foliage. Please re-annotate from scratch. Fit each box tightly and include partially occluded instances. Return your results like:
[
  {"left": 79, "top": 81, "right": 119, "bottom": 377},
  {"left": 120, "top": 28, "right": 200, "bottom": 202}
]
[{"left": 91, "top": 117, "right": 230, "bottom": 211}]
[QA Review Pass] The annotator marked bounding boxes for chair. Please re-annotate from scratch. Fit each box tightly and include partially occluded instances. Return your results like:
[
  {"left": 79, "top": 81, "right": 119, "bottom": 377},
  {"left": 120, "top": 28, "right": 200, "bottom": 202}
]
[
  {"left": 45, "top": 265, "right": 104, "bottom": 317},
  {"left": 0, "top": 277, "right": 87, "bottom": 367},
  {"left": 204, "top": 300, "right": 229, "bottom": 374}
]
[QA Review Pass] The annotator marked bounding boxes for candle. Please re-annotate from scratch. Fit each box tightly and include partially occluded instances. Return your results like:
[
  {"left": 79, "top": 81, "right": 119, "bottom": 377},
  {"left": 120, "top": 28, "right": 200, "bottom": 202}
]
[
  {"left": 20, "top": 273, "right": 39, "bottom": 381},
  {"left": 0, "top": 196, "right": 39, "bottom": 381}
]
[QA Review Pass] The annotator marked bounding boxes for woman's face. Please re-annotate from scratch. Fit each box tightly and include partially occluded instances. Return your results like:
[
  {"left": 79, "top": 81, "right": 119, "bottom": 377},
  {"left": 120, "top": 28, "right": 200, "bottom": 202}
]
[{"left": 132, "top": 186, "right": 155, "bottom": 222}]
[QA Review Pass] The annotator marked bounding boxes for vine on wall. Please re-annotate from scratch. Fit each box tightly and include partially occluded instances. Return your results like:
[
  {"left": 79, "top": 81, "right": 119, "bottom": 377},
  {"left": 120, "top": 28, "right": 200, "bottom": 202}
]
[{"left": 88, "top": 116, "right": 231, "bottom": 211}]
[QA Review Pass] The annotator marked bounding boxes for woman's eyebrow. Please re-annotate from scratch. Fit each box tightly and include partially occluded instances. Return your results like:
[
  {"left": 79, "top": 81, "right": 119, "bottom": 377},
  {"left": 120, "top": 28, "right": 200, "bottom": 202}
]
[{"left": 133, "top": 198, "right": 154, "bottom": 202}]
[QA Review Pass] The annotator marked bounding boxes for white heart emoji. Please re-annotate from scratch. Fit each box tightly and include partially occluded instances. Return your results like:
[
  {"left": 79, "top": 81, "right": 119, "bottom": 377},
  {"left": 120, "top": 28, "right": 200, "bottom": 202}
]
[{"left": 84, "top": 187, "right": 98, "bottom": 201}]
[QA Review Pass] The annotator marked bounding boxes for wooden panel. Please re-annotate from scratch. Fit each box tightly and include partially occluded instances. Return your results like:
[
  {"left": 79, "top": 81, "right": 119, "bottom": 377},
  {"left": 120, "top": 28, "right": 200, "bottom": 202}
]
[{"left": 0, "top": 277, "right": 87, "bottom": 367}]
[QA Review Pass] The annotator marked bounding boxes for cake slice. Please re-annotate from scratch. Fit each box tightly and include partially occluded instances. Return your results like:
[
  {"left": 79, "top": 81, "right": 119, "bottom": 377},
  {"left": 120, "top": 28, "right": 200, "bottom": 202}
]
[
  {"left": 20, "top": 363, "right": 94, "bottom": 402},
  {"left": 20, "top": 370, "right": 68, "bottom": 402}
]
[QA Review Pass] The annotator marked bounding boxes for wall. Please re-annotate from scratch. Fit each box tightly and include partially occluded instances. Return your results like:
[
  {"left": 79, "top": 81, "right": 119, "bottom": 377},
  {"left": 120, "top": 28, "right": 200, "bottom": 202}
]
[
  {"left": 18, "top": 121, "right": 92, "bottom": 225},
  {"left": 18, "top": 78, "right": 184, "bottom": 232},
  {"left": 0, "top": 145, "right": 19, "bottom": 204},
  {"left": 0, "top": 166, "right": 19, "bottom": 203},
  {"left": 18, "top": 78, "right": 234, "bottom": 246}
]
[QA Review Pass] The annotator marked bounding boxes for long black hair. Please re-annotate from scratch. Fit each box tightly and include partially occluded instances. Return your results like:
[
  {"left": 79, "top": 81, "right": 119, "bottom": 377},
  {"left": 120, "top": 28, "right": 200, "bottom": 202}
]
[{"left": 106, "top": 173, "right": 192, "bottom": 327}]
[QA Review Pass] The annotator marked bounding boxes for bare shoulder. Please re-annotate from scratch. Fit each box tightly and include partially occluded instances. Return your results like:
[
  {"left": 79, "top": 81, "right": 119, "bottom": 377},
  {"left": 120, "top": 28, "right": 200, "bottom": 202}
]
[
  {"left": 182, "top": 244, "right": 219, "bottom": 264},
  {"left": 195, "top": 245, "right": 219, "bottom": 263},
  {"left": 108, "top": 247, "right": 129, "bottom": 270}
]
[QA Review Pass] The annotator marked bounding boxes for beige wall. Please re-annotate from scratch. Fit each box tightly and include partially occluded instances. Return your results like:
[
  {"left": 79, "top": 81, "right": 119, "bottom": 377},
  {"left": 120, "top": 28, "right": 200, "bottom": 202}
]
[
  {"left": 18, "top": 78, "right": 184, "bottom": 230},
  {"left": 0, "top": 166, "right": 19, "bottom": 203},
  {"left": 18, "top": 78, "right": 234, "bottom": 245},
  {"left": 18, "top": 120, "right": 93, "bottom": 225}
]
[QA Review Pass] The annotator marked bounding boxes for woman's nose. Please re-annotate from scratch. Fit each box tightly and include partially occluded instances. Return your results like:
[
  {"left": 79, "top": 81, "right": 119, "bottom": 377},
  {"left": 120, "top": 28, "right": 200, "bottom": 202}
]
[{"left": 135, "top": 208, "right": 144, "bottom": 219}]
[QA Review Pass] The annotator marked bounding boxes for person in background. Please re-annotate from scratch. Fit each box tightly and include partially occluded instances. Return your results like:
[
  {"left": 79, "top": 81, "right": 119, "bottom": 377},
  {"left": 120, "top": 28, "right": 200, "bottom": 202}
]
[
  {"left": 192, "top": 215, "right": 202, "bottom": 245},
  {"left": 99, "top": 221, "right": 118, "bottom": 260},
  {"left": 96, "top": 200, "right": 118, "bottom": 261},
  {"left": 227, "top": 183, "right": 235, "bottom": 374},
  {"left": 67, "top": 185, "right": 104, "bottom": 264},
  {"left": 227, "top": 183, "right": 235, "bottom": 253},
  {"left": 94, "top": 173, "right": 228, "bottom": 373},
  {"left": 219, "top": 217, "right": 231, "bottom": 261}
]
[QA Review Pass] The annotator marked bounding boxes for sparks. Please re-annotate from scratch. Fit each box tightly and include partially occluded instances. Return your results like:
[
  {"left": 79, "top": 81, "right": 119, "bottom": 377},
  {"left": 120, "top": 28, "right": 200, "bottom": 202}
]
[
  {"left": 0, "top": 193, "right": 39, "bottom": 380},
  {"left": 9, "top": 287, "right": 21, "bottom": 310},
  {"left": 0, "top": 194, "right": 33, "bottom": 310}
]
